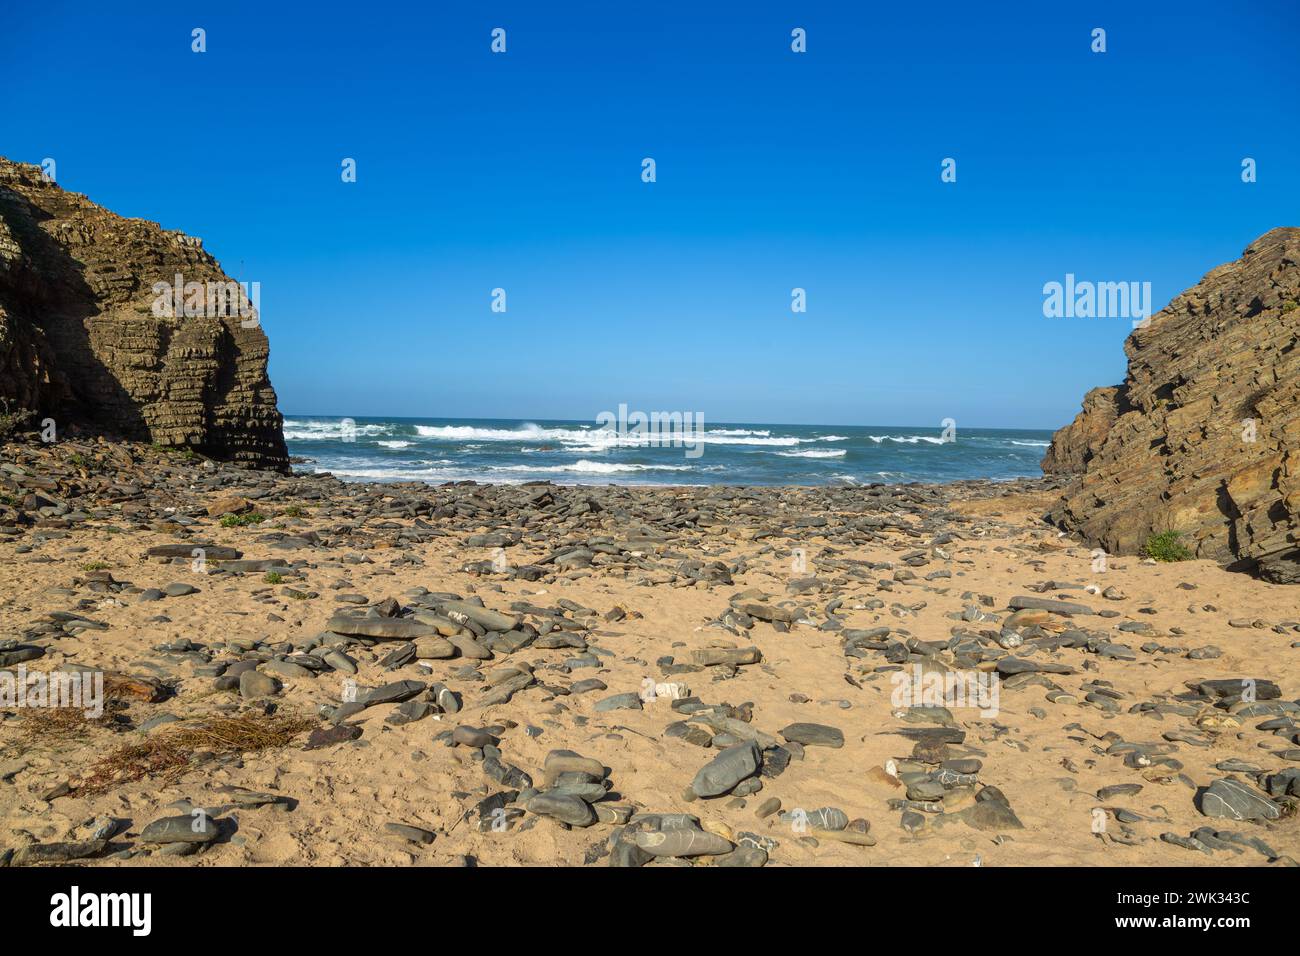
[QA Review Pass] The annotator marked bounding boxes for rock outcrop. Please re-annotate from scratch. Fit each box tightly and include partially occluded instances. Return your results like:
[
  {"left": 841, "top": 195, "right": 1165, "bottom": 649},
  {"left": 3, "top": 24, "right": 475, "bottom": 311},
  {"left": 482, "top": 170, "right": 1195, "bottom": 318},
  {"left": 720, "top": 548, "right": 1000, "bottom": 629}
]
[
  {"left": 0, "top": 157, "right": 288, "bottom": 470},
  {"left": 1046, "top": 227, "right": 1300, "bottom": 582},
  {"left": 1040, "top": 386, "right": 1121, "bottom": 476}
]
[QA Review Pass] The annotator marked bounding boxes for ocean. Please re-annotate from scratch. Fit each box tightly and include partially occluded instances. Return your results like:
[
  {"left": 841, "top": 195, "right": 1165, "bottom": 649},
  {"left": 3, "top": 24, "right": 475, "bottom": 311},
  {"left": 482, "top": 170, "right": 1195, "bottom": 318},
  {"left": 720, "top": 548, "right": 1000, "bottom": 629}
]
[{"left": 283, "top": 416, "right": 1053, "bottom": 486}]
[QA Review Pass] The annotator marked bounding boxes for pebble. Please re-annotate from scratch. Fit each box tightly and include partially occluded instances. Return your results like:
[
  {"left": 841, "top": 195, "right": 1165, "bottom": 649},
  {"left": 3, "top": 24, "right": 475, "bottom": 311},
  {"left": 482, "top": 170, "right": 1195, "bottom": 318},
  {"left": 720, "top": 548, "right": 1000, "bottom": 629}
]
[
  {"left": 1198, "top": 778, "right": 1282, "bottom": 821},
  {"left": 691, "top": 741, "right": 761, "bottom": 798},
  {"left": 140, "top": 814, "right": 220, "bottom": 844},
  {"left": 779, "top": 722, "right": 844, "bottom": 749}
]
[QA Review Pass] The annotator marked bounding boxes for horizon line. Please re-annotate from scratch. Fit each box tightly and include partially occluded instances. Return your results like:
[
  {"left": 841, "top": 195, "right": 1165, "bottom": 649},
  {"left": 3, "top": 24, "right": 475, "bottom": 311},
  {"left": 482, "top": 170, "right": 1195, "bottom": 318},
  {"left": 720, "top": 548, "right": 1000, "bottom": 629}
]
[{"left": 280, "top": 412, "right": 1061, "bottom": 432}]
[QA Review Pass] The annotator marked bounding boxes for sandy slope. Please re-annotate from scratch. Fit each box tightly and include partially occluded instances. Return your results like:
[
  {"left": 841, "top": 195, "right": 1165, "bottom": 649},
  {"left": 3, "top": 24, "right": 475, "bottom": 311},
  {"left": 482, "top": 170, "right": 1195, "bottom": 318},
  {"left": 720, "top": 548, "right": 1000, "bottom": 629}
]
[{"left": 1, "top": 490, "right": 1297, "bottom": 867}]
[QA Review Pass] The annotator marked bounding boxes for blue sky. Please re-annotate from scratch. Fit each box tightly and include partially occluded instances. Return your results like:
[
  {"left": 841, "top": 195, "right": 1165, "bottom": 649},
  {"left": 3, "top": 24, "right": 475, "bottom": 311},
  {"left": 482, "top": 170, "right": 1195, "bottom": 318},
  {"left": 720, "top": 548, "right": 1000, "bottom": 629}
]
[{"left": 5, "top": 0, "right": 1297, "bottom": 429}]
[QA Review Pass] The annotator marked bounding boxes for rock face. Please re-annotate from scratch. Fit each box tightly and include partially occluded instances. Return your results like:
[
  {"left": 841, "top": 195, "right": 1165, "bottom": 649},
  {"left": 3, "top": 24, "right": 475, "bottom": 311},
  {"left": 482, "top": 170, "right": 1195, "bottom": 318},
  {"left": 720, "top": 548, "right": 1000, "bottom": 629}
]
[
  {"left": 1046, "top": 227, "right": 1300, "bottom": 582},
  {"left": 0, "top": 157, "right": 288, "bottom": 470},
  {"left": 1040, "top": 386, "right": 1120, "bottom": 476}
]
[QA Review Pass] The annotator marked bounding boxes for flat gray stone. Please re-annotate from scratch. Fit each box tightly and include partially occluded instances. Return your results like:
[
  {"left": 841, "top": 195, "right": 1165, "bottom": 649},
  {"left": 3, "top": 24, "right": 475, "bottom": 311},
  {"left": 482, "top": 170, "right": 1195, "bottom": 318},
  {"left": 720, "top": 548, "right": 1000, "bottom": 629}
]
[
  {"left": 527, "top": 792, "right": 596, "bottom": 827},
  {"left": 1198, "top": 778, "right": 1281, "bottom": 822},
  {"left": 691, "top": 741, "right": 761, "bottom": 798},
  {"left": 595, "top": 692, "right": 642, "bottom": 712},
  {"left": 140, "top": 813, "right": 220, "bottom": 844},
  {"left": 780, "top": 722, "right": 844, "bottom": 748},
  {"left": 238, "top": 670, "right": 280, "bottom": 699}
]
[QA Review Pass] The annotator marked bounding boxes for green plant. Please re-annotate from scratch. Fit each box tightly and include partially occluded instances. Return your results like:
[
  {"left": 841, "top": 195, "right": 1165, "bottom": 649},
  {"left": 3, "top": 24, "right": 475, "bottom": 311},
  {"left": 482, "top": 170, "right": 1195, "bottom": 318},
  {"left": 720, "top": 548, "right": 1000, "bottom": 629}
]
[
  {"left": 281, "top": 504, "right": 306, "bottom": 518},
  {"left": 81, "top": 561, "right": 110, "bottom": 572},
  {"left": 0, "top": 401, "right": 33, "bottom": 440},
  {"left": 220, "top": 512, "right": 265, "bottom": 528},
  {"left": 1141, "top": 530, "right": 1193, "bottom": 562},
  {"left": 69, "top": 452, "right": 87, "bottom": 468},
  {"left": 264, "top": 571, "right": 284, "bottom": 584},
  {"left": 149, "top": 443, "right": 198, "bottom": 461}
]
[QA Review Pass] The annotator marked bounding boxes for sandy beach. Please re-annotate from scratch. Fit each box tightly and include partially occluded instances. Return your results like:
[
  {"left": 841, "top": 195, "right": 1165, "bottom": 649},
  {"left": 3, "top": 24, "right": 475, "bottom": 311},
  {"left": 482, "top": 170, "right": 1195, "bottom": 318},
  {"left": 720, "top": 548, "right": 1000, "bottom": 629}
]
[{"left": 2, "top": 437, "right": 1296, "bottom": 867}]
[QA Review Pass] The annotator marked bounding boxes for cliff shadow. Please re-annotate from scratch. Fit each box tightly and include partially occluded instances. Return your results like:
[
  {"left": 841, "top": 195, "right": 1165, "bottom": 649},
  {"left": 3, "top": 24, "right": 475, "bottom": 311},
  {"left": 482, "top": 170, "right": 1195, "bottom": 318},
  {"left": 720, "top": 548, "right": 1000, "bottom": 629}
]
[{"left": 0, "top": 186, "right": 147, "bottom": 440}]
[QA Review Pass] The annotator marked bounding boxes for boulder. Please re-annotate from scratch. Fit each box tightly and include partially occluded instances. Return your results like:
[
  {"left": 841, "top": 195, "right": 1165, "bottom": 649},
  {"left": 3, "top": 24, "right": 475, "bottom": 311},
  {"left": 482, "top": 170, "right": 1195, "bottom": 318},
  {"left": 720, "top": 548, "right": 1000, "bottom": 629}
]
[
  {"left": 1046, "top": 228, "right": 1300, "bottom": 582},
  {"left": 0, "top": 157, "right": 287, "bottom": 470}
]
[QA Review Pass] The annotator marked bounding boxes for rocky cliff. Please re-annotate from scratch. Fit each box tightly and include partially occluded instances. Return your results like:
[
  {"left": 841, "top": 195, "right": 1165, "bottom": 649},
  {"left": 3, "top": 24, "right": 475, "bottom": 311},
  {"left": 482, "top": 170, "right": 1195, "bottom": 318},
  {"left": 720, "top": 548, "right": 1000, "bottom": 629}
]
[
  {"left": 1040, "top": 386, "right": 1121, "bottom": 476},
  {"left": 1045, "top": 227, "right": 1300, "bottom": 582},
  {"left": 0, "top": 157, "right": 288, "bottom": 470}
]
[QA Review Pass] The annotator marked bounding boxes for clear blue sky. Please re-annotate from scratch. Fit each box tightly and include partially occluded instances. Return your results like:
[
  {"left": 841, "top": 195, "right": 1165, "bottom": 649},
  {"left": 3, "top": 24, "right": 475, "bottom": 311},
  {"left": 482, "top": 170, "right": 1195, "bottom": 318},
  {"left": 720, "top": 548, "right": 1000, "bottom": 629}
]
[{"left": 5, "top": 0, "right": 1297, "bottom": 428}]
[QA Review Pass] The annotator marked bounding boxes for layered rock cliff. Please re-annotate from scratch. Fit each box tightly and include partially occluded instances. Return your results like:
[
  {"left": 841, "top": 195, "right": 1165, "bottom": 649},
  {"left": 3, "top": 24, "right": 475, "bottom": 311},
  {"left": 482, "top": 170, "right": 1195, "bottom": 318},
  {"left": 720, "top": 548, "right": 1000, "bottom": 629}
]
[
  {"left": 0, "top": 157, "right": 288, "bottom": 470},
  {"left": 1045, "top": 227, "right": 1300, "bottom": 582},
  {"left": 1040, "top": 386, "right": 1121, "bottom": 476}
]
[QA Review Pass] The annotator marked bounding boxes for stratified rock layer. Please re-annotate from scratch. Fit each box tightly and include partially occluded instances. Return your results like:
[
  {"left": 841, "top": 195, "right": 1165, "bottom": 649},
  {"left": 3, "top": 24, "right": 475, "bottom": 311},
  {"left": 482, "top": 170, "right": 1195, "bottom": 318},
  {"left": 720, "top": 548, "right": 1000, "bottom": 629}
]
[
  {"left": 1047, "top": 227, "right": 1300, "bottom": 582},
  {"left": 1040, "top": 386, "right": 1121, "bottom": 476},
  {"left": 0, "top": 158, "right": 287, "bottom": 470}
]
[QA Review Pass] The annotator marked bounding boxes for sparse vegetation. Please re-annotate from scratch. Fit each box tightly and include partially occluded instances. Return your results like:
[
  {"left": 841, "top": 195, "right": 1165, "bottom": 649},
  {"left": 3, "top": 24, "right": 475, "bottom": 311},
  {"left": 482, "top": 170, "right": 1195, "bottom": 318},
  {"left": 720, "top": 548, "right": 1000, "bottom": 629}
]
[
  {"left": 264, "top": 571, "right": 284, "bottom": 584},
  {"left": 148, "top": 443, "right": 199, "bottom": 462},
  {"left": 1141, "top": 530, "right": 1193, "bottom": 562},
  {"left": 80, "top": 561, "right": 110, "bottom": 572},
  {"left": 20, "top": 707, "right": 107, "bottom": 740},
  {"left": 73, "top": 713, "right": 316, "bottom": 795},
  {"left": 11, "top": 674, "right": 163, "bottom": 747},
  {"left": 220, "top": 511, "right": 265, "bottom": 527},
  {"left": 0, "top": 402, "right": 33, "bottom": 440},
  {"left": 281, "top": 504, "right": 306, "bottom": 518}
]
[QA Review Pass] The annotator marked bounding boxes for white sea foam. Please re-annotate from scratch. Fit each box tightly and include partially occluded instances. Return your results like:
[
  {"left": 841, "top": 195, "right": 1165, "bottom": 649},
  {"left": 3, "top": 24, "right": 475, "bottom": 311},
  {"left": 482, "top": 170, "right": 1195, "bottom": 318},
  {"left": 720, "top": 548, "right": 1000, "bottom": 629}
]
[
  {"left": 291, "top": 418, "right": 1053, "bottom": 487},
  {"left": 310, "top": 464, "right": 689, "bottom": 487},
  {"left": 493, "top": 460, "right": 694, "bottom": 474},
  {"left": 413, "top": 423, "right": 558, "bottom": 441},
  {"left": 283, "top": 419, "right": 390, "bottom": 440},
  {"left": 868, "top": 435, "right": 947, "bottom": 445},
  {"left": 316, "top": 466, "right": 461, "bottom": 481},
  {"left": 288, "top": 419, "right": 860, "bottom": 450}
]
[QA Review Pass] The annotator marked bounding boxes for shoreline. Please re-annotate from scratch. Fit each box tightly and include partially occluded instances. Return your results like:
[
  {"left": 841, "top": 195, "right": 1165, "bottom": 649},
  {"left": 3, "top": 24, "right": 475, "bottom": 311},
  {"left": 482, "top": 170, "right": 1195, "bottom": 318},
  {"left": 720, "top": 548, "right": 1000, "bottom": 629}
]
[{"left": 291, "top": 462, "right": 1060, "bottom": 492}]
